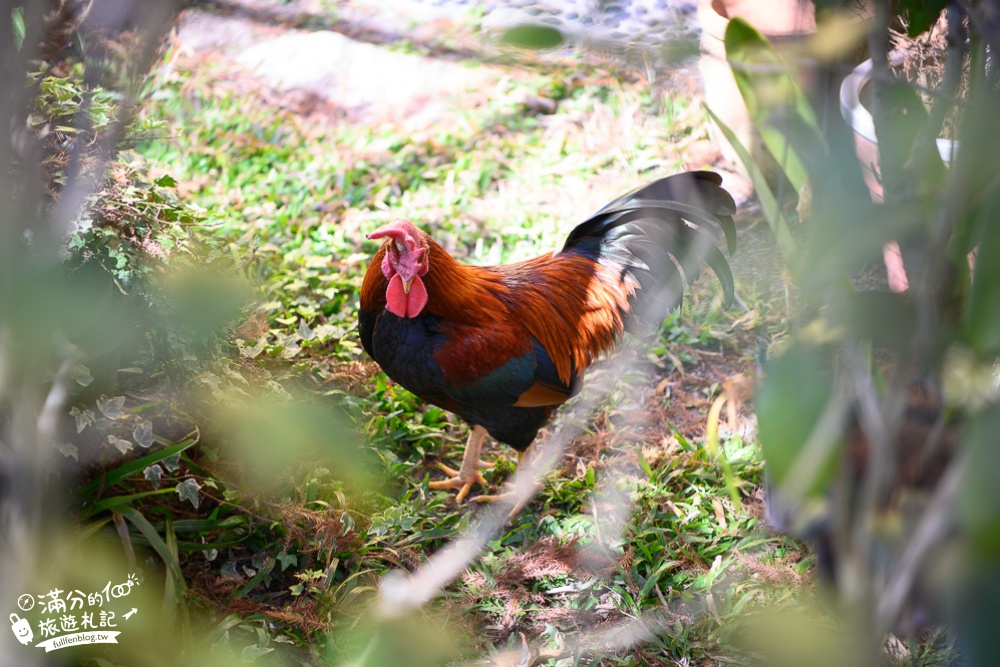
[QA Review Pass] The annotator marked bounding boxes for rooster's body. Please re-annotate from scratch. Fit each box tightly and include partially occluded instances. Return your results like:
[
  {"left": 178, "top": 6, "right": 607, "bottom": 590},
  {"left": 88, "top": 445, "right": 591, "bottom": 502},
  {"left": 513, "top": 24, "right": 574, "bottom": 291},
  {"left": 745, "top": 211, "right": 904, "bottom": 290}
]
[{"left": 359, "top": 171, "right": 736, "bottom": 503}]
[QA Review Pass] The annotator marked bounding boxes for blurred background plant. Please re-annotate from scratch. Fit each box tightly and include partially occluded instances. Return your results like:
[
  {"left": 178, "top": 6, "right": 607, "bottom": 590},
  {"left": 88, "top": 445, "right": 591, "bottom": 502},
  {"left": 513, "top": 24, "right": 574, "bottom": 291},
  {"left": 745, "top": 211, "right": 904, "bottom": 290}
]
[
  {"left": 1, "top": 2, "right": 377, "bottom": 665},
  {"left": 0, "top": 2, "right": 202, "bottom": 665},
  {"left": 717, "top": 0, "right": 1000, "bottom": 665}
]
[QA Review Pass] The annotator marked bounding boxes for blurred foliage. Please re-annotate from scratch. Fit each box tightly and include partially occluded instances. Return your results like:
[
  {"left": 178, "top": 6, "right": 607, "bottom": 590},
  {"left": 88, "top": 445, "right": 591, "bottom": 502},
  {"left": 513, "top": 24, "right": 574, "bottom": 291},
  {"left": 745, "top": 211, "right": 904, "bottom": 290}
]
[
  {"left": 500, "top": 24, "right": 565, "bottom": 50},
  {"left": 720, "top": 2, "right": 1000, "bottom": 665}
]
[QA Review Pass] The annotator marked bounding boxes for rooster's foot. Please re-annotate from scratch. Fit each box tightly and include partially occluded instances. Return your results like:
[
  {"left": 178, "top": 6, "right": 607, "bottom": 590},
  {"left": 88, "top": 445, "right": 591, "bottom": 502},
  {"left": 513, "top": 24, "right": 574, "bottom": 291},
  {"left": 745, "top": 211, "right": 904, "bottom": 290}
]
[{"left": 429, "top": 463, "right": 489, "bottom": 502}]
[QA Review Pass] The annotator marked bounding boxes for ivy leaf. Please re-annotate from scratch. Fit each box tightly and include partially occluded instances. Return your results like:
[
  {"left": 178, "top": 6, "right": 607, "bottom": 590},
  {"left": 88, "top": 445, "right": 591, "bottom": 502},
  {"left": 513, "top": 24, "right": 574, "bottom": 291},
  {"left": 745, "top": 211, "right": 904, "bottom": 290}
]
[
  {"left": 296, "top": 318, "right": 315, "bottom": 341},
  {"left": 200, "top": 373, "right": 222, "bottom": 394},
  {"left": 175, "top": 478, "right": 201, "bottom": 509},
  {"left": 59, "top": 442, "right": 79, "bottom": 461},
  {"left": 163, "top": 452, "right": 182, "bottom": 472},
  {"left": 280, "top": 340, "right": 302, "bottom": 359},
  {"left": 341, "top": 512, "right": 355, "bottom": 534},
  {"left": 108, "top": 435, "right": 133, "bottom": 455},
  {"left": 74, "top": 365, "right": 94, "bottom": 387},
  {"left": 144, "top": 464, "right": 164, "bottom": 490},
  {"left": 220, "top": 561, "right": 240, "bottom": 579},
  {"left": 70, "top": 407, "right": 96, "bottom": 433},
  {"left": 133, "top": 421, "right": 154, "bottom": 448},
  {"left": 97, "top": 396, "right": 128, "bottom": 420},
  {"left": 240, "top": 338, "right": 267, "bottom": 359},
  {"left": 314, "top": 324, "right": 345, "bottom": 341},
  {"left": 11, "top": 7, "right": 25, "bottom": 51},
  {"left": 276, "top": 552, "right": 297, "bottom": 571}
]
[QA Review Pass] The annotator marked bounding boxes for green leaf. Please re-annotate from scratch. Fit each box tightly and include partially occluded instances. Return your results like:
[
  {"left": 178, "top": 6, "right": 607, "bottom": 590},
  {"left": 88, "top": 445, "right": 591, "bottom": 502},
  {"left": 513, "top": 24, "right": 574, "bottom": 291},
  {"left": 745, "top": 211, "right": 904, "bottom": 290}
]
[
  {"left": 176, "top": 478, "right": 202, "bottom": 509},
  {"left": 960, "top": 404, "right": 1000, "bottom": 558},
  {"left": 242, "top": 646, "right": 275, "bottom": 661},
  {"left": 724, "top": 18, "right": 822, "bottom": 195},
  {"left": 133, "top": 421, "right": 154, "bottom": 448},
  {"left": 706, "top": 105, "right": 797, "bottom": 262},
  {"left": 70, "top": 406, "right": 96, "bottom": 433},
  {"left": 97, "top": 395, "right": 128, "bottom": 420},
  {"left": 74, "top": 364, "right": 94, "bottom": 387},
  {"left": 296, "top": 318, "right": 315, "bottom": 341},
  {"left": 58, "top": 441, "right": 79, "bottom": 460},
  {"left": 11, "top": 7, "right": 25, "bottom": 51},
  {"left": 756, "top": 340, "right": 841, "bottom": 496},
  {"left": 107, "top": 434, "right": 133, "bottom": 455},
  {"left": 83, "top": 488, "right": 176, "bottom": 518},
  {"left": 277, "top": 552, "right": 297, "bottom": 571},
  {"left": 500, "top": 25, "right": 564, "bottom": 50},
  {"left": 163, "top": 451, "right": 182, "bottom": 472},
  {"left": 637, "top": 448, "right": 654, "bottom": 480},
  {"left": 120, "top": 507, "right": 186, "bottom": 592},
  {"left": 898, "top": 0, "right": 949, "bottom": 37},
  {"left": 144, "top": 464, "right": 164, "bottom": 489},
  {"left": 964, "top": 192, "right": 1000, "bottom": 355}
]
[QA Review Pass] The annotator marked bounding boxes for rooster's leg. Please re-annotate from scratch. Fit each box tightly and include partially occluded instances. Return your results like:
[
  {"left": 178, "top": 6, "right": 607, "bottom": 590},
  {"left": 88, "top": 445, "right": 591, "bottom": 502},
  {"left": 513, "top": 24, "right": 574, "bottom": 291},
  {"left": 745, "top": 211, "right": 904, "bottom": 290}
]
[
  {"left": 428, "top": 425, "right": 489, "bottom": 502},
  {"left": 436, "top": 439, "right": 495, "bottom": 469},
  {"left": 471, "top": 448, "right": 540, "bottom": 518}
]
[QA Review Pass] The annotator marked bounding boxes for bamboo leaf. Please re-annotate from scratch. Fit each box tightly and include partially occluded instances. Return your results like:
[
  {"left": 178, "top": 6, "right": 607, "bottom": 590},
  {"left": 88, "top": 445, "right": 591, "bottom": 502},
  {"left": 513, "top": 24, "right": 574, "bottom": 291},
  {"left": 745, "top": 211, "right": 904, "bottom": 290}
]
[
  {"left": 724, "top": 18, "right": 823, "bottom": 195},
  {"left": 706, "top": 105, "right": 798, "bottom": 261}
]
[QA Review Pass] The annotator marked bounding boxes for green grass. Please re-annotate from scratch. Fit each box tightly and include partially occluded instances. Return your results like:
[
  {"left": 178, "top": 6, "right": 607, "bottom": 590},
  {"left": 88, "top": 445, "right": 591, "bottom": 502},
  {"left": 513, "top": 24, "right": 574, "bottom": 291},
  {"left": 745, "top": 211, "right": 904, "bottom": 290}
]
[{"left": 87, "top": 27, "right": 818, "bottom": 666}]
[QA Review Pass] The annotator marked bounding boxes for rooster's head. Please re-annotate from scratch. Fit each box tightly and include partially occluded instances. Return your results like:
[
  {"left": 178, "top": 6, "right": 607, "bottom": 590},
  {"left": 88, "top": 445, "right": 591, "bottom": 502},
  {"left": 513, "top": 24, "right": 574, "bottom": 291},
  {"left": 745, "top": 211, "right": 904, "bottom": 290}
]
[{"left": 367, "top": 219, "right": 430, "bottom": 318}]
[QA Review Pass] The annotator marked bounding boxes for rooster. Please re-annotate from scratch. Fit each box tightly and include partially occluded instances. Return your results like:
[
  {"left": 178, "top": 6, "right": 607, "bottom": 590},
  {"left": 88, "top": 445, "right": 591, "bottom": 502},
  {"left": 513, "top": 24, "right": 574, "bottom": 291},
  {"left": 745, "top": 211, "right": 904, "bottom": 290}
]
[{"left": 359, "top": 171, "right": 736, "bottom": 505}]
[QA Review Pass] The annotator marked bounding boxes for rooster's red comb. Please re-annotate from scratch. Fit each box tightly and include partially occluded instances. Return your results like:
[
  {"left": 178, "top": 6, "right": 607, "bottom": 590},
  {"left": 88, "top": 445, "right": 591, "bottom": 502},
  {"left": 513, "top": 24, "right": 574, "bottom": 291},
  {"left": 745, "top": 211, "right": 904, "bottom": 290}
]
[{"left": 367, "top": 219, "right": 422, "bottom": 251}]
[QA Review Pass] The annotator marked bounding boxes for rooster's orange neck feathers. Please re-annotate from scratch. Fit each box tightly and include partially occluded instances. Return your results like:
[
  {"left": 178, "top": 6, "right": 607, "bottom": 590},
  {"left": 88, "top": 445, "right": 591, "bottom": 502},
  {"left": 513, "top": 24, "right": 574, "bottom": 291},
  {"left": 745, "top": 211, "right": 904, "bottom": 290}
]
[{"left": 362, "top": 230, "right": 508, "bottom": 324}]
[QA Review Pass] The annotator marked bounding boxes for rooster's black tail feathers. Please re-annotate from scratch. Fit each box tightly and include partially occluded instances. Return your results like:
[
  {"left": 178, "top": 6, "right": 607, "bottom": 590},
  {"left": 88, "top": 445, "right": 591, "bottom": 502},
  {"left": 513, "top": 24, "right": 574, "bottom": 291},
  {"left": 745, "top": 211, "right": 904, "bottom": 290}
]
[{"left": 563, "top": 170, "right": 737, "bottom": 328}]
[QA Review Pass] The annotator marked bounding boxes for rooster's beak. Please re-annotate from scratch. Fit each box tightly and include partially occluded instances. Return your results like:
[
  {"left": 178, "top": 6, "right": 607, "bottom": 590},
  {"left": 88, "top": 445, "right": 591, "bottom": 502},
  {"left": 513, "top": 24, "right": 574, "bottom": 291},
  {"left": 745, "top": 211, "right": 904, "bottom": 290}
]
[{"left": 401, "top": 278, "right": 412, "bottom": 294}]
